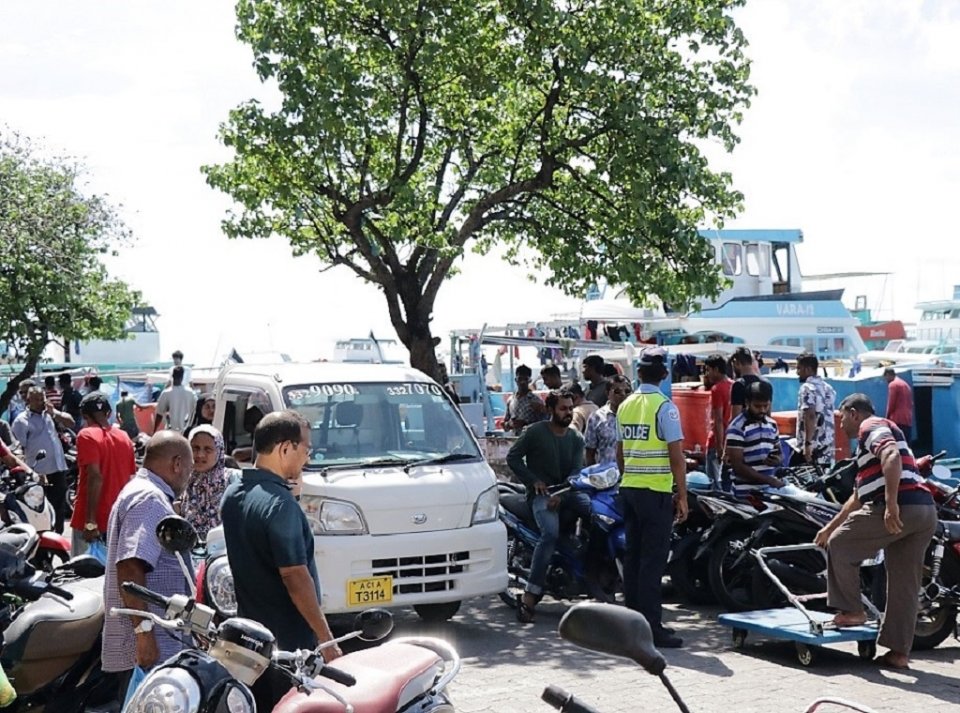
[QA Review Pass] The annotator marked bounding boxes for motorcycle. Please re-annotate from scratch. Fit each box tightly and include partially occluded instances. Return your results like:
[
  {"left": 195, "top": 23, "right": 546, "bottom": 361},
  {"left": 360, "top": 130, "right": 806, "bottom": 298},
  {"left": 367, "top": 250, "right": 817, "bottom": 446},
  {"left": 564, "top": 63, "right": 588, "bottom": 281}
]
[
  {"left": 498, "top": 464, "right": 625, "bottom": 609},
  {"left": 542, "top": 602, "right": 878, "bottom": 713},
  {"left": 0, "top": 523, "right": 111, "bottom": 712},
  {"left": 0, "top": 451, "right": 71, "bottom": 572},
  {"left": 117, "top": 516, "right": 460, "bottom": 713},
  {"left": 665, "top": 470, "right": 718, "bottom": 605}
]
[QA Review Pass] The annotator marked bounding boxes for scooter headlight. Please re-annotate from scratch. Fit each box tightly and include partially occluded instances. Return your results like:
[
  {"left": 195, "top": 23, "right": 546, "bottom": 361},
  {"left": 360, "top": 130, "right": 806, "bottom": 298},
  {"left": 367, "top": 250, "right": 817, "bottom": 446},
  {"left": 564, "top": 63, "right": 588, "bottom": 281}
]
[
  {"left": 223, "top": 684, "right": 255, "bottom": 713},
  {"left": 205, "top": 556, "right": 238, "bottom": 617},
  {"left": 125, "top": 667, "right": 201, "bottom": 713},
  {"left": 23, "top": 485, "right": 45, "bottom": 511},
  {"left": 587, "top": 466, "right": 621, "bottom": 490}
]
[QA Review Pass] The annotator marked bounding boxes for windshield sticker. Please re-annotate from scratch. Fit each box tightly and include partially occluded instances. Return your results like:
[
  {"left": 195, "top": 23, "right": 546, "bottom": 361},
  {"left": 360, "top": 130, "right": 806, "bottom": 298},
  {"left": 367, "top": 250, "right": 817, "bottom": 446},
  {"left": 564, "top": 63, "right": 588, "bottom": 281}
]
[
  {"left": 286, "top": 382, "right": 444, "bottom": 404},
  {"left": 386, "top": 383, "right": 444, "bottom": 397},
  {"left": 286, "top": 384, "right": 360, "bottom": 403}
]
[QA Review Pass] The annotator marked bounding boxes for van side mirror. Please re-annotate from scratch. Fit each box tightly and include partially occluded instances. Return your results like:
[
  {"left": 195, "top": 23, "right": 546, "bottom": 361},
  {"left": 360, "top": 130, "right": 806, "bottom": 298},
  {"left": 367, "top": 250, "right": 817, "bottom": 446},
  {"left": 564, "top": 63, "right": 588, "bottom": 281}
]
[{"left": 156, "top": 516, "right": 198, "bottom": 553}]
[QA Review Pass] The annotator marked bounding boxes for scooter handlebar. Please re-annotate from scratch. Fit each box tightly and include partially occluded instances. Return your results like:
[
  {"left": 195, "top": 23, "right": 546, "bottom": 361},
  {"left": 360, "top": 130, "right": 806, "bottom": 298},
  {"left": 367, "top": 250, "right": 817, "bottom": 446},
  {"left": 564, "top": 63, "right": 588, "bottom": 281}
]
[
  {"left": 11, "top": 576, "right": 74, "bottom": 602},
  {"left": 121, "top": 581, "right": 171, "bottom": 609},
  {"left": 542, "top": 685, "right": 603, "bottom": 713},
  {"left": 318, "top": 665, "right": 356, "bottom": 687}
]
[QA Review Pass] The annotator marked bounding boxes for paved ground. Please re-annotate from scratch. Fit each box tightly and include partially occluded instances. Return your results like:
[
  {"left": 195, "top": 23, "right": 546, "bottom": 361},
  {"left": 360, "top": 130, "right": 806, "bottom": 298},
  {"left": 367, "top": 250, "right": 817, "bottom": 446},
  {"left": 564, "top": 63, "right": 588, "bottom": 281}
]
[{"left": 382, "top": 594, "right": 960, "bottom": 713}]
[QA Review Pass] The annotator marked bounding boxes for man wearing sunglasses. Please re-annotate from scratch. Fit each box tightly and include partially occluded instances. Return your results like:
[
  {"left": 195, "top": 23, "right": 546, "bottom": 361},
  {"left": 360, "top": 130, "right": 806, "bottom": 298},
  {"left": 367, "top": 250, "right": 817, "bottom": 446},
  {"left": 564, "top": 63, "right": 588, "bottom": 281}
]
[{"left": 585, "top": 376, "right": 632, "bottom": 466}]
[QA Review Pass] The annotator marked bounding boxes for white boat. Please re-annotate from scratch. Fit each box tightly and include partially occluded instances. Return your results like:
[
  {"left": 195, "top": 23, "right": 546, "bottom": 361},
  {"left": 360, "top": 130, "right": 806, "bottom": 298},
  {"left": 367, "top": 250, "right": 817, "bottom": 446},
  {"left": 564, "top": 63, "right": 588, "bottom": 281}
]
[
  {"left": 580, "top": 229, "right": 867, "bottom": 359},
  {"left": 914, "top": 285, "right": 960, "bottom": 343}
]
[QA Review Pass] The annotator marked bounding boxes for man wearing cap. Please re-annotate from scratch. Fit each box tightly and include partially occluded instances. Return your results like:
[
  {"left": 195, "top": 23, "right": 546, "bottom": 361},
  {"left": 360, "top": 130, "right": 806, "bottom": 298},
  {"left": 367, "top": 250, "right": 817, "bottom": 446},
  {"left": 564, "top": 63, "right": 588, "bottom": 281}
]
[
  {"left": 12, "top": 386, "right": 75, "bottom": 533},
  {"left": 616, "top": 347, "right": 688, "bottom": 648},
  {"left": 71, "top": 392, "right": 136, "bottom": 556}
]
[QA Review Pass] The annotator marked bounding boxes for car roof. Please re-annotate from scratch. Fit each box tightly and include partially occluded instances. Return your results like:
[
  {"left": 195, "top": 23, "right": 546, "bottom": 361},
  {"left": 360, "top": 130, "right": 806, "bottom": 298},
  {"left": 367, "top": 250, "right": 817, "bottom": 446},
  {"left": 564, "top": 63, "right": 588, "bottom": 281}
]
[{"left": 221, "top": 362, "right": 435, "bottom": 385}]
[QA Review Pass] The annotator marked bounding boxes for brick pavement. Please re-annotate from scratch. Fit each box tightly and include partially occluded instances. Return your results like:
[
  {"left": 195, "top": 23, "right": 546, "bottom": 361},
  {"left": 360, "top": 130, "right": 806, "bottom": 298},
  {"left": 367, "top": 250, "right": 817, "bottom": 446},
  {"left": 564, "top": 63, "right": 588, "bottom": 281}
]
[{"left": 387, "top": 595, "right": 960, "bottom": 713}]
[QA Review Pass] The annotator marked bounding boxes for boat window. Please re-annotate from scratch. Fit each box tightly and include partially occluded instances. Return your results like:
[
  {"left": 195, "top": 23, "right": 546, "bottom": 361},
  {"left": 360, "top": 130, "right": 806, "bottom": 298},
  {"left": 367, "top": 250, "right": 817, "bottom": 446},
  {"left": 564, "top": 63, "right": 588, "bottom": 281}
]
[
  {"left": 745, "top": 243, "right": 770, "bottom": 277},
  {"left": 721, "top": 243, "right": 742, "bottom": 276},
  {"left": 802, "top": 337, "right": 816, "bottom": 352}
]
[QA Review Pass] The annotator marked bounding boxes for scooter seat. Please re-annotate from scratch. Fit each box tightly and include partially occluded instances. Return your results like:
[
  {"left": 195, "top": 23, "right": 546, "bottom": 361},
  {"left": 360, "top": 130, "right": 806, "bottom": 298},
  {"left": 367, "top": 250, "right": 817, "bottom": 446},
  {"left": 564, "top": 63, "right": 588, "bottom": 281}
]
[
  {"left": 273, "top": 641, "right": 444, "bottom": 713},
  {"left": 500, "top": 493, "right": 532, "bottom": 523},
  {"left": 939, "top": 520, "right": 960, "bottom": 543}
]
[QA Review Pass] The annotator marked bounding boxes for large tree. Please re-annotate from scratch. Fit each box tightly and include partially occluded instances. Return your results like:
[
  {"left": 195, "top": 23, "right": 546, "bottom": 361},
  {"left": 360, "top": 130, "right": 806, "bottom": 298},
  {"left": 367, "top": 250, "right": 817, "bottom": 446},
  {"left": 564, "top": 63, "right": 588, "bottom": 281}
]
[
  {"left": 205, "top": 0, "right": 755, "bottom": 377},
  {"left": 0, "top": 131, "right": 140, "bottom": 414}
]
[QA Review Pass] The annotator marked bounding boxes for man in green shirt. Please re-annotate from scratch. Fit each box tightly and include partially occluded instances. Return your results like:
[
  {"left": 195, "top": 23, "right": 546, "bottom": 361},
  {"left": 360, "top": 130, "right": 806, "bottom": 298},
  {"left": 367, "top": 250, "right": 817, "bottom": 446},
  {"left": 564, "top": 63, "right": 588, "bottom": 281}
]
[
  {"left": 507, "top": 389, "right": 589, "bottom": 622},
  {"left": 116, "top": 390, "right": 144, "bottom": 440}
]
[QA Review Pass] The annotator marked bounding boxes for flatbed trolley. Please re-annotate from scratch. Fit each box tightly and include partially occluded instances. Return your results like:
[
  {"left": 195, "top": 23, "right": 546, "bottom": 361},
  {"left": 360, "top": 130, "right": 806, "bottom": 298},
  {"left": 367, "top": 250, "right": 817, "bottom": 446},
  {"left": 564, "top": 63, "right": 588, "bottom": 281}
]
[{"left": 718, "top": 544, "right": 882, "bottom": 666}]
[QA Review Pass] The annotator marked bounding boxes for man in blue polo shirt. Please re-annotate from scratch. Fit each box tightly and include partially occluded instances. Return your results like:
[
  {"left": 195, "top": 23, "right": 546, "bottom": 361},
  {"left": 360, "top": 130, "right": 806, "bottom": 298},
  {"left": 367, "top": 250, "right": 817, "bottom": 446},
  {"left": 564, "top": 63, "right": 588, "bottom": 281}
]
[{"left": 220, "top": 410, "right": 340, "bottom": 660}]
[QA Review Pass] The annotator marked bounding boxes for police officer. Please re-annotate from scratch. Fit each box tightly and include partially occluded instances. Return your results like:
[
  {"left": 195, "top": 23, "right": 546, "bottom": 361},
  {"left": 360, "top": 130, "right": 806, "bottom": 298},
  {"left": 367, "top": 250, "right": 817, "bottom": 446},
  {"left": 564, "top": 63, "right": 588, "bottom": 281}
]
[{"left": 616, "top": 348, "right": 688, "bottom": 648}]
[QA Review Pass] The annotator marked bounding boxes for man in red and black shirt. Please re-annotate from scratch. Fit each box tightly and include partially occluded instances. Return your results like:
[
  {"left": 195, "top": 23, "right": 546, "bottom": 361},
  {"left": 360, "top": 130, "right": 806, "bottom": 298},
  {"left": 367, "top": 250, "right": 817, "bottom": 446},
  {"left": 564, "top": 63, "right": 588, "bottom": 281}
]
[{"left": 814, "top": 393, "right": 936, "bottom": 669}]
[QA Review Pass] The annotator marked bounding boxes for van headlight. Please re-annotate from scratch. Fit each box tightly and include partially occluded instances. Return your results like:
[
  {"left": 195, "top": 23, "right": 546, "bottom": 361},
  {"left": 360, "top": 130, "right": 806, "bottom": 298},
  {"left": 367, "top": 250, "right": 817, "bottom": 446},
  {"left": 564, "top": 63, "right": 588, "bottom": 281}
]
[
  {"left": 301, "top": 497, "right": 367, "bottom": 535},
  {"left": 124, "top": 667, "right": 201, "bottom": 713},
  {"left": 471, "top": 485, "right": 499, "bottom": 524},
  {"left": 204, "top": 556, "right": 237, "bottom": 617}
]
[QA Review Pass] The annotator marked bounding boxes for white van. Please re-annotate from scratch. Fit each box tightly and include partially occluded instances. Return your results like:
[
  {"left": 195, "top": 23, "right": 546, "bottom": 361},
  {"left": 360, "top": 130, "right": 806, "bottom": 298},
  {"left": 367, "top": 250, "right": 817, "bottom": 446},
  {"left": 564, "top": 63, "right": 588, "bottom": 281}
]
[{"left": 210, "top": 362, "right": 507, "bottom": 622}]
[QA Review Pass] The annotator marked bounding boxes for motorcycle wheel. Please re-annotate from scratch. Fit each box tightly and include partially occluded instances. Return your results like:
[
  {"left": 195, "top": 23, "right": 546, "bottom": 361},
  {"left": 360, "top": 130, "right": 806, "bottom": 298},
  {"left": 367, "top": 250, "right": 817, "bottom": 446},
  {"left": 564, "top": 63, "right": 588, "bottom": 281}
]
[
  {"left": 912, "top": 603, "right": 957, "bottom": 651},
  {"left": 708, "top": 528, "right": 758, "bottom": 612},
  {"left": 669, "top": 554, "right": 716, "bottom": 605}
]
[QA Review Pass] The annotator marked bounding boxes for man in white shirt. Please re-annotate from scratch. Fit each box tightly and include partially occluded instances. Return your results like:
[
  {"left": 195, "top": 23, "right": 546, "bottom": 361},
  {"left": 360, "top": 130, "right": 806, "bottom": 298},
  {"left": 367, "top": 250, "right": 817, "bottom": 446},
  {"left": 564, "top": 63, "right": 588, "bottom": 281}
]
[{"left": 153, "top": 366, "right": 197, "bottom": 434}]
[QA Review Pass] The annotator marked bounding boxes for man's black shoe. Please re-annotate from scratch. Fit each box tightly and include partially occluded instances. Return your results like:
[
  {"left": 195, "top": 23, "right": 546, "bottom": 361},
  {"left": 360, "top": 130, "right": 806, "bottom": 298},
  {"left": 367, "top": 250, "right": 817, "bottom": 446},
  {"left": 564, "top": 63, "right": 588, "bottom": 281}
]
[{"left": 653, "top": 631, "right": 683, "bottom": 649}]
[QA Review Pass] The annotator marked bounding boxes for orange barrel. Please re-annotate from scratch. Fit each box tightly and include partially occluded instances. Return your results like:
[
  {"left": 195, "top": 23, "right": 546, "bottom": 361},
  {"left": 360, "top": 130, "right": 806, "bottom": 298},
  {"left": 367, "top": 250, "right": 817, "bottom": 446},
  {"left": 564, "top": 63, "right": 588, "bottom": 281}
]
[
  {"left": 771, "top": 411, "right": 850, "bottom": 462},
  {"left": 673, "top": 389, "right": 712, "bottom": 452},
  {"left": 136, "top": 404, "right": 157, "bottom": 435}
]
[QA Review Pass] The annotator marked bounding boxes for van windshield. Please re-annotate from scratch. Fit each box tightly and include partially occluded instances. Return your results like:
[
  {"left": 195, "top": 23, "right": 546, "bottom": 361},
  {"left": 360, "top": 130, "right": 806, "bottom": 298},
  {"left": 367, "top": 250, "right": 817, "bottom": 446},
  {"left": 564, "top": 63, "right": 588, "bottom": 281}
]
[{"left": 283, "top": 381, "right": 482, "bottom": 469}]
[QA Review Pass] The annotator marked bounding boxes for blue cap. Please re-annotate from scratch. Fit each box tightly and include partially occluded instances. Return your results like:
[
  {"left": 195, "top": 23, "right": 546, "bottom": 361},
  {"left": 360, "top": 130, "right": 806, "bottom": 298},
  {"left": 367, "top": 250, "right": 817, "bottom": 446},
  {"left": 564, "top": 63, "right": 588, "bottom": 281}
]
[{"left": 638, "top": 347, "right": 668, "bottom": 366}]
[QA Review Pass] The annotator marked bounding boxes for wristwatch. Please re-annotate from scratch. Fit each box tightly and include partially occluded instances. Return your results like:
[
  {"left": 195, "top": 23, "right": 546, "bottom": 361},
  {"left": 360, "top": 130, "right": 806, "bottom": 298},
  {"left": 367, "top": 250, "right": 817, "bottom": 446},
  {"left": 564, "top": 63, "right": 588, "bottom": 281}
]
[
  {"left": 84, "top": 523, "right": 98, "bottom": 532},
  {"left": 134, "top": 619, "right": 154, "bottom": 635}
]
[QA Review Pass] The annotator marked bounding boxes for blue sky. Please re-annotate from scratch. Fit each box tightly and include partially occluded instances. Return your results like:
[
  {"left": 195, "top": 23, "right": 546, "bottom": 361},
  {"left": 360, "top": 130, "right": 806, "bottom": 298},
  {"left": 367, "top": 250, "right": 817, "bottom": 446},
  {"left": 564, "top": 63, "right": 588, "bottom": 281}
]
[{"left": 2, "top": 1, "right": 958, "bottom": 364}]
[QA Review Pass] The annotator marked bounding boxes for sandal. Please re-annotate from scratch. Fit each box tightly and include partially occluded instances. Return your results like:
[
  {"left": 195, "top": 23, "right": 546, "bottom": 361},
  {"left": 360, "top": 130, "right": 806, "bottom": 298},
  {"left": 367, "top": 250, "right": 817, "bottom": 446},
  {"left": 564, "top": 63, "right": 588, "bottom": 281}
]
[
  {"left": 516, "top": 593, "right": 536, "bottom": 623},
  {"left": 832, "top": 613, "right": 867, "bottom": 628}
]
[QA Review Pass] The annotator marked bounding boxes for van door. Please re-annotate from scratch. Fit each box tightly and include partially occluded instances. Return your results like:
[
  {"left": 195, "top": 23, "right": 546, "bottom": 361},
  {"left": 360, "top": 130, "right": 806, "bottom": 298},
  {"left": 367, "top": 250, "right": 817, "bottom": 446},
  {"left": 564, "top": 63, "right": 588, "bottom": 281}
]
[{"left": 221, "top": 387, "right": 272, "bottom": 464}]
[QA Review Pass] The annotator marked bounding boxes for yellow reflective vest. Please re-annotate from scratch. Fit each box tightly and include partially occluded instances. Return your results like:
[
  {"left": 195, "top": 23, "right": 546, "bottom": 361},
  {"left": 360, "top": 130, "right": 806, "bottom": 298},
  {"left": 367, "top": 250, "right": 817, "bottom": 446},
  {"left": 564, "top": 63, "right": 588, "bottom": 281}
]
[{"left": 617, "top": 390, "right": 673, "bottom": 493}]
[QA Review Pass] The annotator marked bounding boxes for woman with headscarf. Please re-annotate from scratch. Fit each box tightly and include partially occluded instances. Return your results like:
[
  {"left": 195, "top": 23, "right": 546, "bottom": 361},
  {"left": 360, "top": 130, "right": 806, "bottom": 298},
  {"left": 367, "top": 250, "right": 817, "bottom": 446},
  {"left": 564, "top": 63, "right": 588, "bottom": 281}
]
[
  {"left": 181, "top": 425, "right": 240, "bottom": 541},
  {"left": 186, "top": 393, "right": 216, "bottom": 438}
]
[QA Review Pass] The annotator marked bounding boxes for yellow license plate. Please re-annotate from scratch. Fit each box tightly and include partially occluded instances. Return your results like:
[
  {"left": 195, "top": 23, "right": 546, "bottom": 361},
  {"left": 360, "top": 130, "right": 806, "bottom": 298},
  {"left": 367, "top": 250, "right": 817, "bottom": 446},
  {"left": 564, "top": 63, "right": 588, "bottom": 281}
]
[{"left": 346, "top": 576, "right": 393, "bottom": 607}]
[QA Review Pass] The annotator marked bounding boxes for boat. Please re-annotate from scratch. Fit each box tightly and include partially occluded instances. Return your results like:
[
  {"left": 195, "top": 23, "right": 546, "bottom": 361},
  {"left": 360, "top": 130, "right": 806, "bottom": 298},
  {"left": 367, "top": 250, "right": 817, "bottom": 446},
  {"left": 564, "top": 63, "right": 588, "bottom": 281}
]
[{"left": 914, "top": 285, "right": 960, "bottom": 343}]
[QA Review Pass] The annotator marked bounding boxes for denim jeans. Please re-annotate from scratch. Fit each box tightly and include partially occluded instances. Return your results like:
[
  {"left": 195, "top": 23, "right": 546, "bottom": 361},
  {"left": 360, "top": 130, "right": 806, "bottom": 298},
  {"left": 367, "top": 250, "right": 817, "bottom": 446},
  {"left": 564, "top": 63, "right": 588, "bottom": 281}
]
[{"left": 526, "top": 491, "right": 592, "bottom": 596}]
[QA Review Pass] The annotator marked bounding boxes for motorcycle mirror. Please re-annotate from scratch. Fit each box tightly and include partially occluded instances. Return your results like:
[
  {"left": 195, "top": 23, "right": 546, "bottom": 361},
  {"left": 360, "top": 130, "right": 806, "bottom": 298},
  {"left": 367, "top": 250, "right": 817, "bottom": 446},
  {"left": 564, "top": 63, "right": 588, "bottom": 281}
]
[
  {"left": 356, "top": 608, "right": 393, "bottom": 641},
  {"left": 62, "top": 554, "right": 106, "bottom": 579},
  {"left": 35, "top": 450, "right": 47, "bottom": 462},
  {"left": 558, "top": 602, "right": 666, "bottom": 675},
  {"left": 155, "top": 515, "right": 198, "bottom": 553}
]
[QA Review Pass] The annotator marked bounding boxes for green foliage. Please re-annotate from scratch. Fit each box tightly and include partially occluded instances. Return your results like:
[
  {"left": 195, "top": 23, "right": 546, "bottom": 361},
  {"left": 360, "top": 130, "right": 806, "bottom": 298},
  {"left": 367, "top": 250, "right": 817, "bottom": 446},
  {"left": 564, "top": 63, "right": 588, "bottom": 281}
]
[
  {"left": 0, "top": 130, "right": 140, "bottom": 411},
  {"left": 205, "top": 0, "right": 755, "bottom": 370}
]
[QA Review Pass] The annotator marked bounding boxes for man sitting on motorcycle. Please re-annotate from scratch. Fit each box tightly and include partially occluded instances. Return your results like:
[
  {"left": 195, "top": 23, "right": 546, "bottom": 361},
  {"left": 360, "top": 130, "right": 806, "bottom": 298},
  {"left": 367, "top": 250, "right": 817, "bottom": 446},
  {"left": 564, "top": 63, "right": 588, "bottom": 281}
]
[
  {"left": 724, "top": 380, "right": 785, "bottom": 497},
  {"left": 506, "top": 389, "right": 591, "bottom": 623}
]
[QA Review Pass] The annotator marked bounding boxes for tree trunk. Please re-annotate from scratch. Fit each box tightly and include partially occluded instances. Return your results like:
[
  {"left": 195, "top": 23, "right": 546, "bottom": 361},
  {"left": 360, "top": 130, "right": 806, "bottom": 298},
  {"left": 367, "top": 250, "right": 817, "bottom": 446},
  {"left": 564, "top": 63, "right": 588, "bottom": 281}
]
[
  {"left": 64, "top": 338, "right": 72, "bottom": 363},
  {"left": 405, "top": 328, "right": 442, "bottom": 381},
  {"left": 0, "top": 353, "right": 41, "bottom": 417}
]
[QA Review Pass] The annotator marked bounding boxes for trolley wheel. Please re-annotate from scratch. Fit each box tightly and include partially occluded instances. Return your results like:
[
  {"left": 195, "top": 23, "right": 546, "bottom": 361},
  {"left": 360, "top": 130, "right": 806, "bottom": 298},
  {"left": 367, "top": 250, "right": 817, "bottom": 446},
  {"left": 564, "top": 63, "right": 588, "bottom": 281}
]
[
  {"left": 731, "top": 628, "right": 748, "bottom": 649},
  {"left": 795, "top": 643, "right": 818, "bottom": 667},
  {"left": 858, "top": 641, "right": 877, "bottom": 661}
]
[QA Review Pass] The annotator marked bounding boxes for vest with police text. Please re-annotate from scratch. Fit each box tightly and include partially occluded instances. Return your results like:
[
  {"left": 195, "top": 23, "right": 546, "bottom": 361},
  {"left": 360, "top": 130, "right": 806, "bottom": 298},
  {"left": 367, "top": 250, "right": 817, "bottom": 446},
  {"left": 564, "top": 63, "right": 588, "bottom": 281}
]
[{"left": 617, "top": 391, "right": 673, "bottom": 492}]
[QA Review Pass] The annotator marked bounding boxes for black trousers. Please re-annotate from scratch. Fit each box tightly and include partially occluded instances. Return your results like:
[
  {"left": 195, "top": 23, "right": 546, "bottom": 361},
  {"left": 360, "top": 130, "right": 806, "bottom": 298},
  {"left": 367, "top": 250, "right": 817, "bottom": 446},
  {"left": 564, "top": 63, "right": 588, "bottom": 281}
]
[
  {"left": 43, "top": 470, "right": 68, "bottom": 534},
  {"left": 620, "top": 487, "right": 674, "bottom": 632}
]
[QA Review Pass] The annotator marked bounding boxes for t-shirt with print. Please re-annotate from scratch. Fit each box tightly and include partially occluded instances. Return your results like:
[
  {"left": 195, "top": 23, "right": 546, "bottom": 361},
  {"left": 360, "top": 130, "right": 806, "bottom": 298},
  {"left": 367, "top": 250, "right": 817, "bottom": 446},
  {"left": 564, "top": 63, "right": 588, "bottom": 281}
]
[
  {"left": 505, "top": 391, "right": 545, "bottom": 435},
  {"left": 796, "top": 375, "right": 836, "bottom": 462},
  {"left": 71, "top": 425, "right": 136, "bottom": 532},
  {"left": 584, "top": 404, "right": 619, "bottom": 465},
  {"left": 724, "top": 412, "right": 780, "bottom": 496},
  {"left": 854, "top": 417, "right": 931, "bottom": 506}
]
